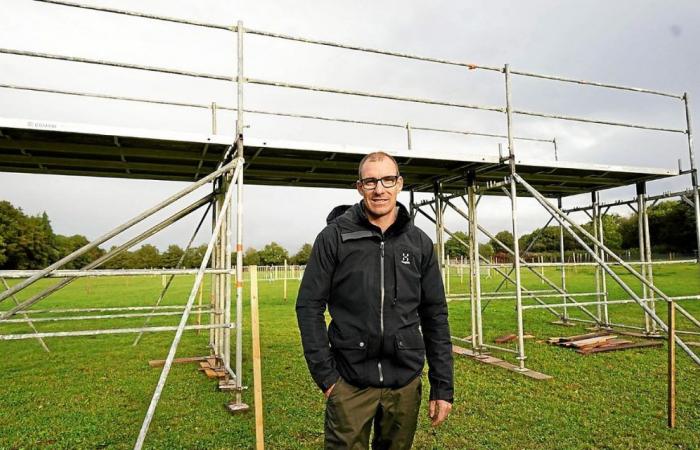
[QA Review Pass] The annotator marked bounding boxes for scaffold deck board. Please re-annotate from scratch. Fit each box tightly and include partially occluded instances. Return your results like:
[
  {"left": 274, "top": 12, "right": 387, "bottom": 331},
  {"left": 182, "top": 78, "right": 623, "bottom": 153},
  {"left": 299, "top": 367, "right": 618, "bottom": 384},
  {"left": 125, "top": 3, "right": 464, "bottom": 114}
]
[
  {"left": 0, "top": 117, "right": 678, "bottom": 198},
  {"left": 452, "top": 344, "right": 552, "bottom": 380},
  {"left": 576, "top": 341, "right": 663, "bottom": 354}
]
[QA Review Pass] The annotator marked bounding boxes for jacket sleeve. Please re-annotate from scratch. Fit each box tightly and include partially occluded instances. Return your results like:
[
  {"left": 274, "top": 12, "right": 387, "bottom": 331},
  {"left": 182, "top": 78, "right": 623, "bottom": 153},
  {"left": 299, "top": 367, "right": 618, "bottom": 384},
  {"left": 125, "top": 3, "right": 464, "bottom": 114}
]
[
  {"left": 295, "top": 227, "right": 340, "bottom": 392},
  {"left": 418, "top": 236, "right": 454, "bottom": 403}
]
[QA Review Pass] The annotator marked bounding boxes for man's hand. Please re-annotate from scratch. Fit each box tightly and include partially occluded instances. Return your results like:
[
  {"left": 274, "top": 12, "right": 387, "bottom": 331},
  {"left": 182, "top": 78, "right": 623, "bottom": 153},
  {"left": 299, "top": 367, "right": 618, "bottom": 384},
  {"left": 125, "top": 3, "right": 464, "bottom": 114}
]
[
  {"left": 428, "top": 399, "right": 452, "bottom": 427},
  {"left": 324, "top": 383, "right": 336, "bottom": 399}
]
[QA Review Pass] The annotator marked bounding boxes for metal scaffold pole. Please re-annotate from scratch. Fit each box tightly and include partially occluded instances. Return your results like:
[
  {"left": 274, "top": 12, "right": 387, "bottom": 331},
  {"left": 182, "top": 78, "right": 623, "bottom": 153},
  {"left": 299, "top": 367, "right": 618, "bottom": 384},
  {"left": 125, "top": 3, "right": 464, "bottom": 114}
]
[
  {"left": 557, "top": 197, "right": 568, "bottom": 323},
  {"left": 467, "top": 172, "right": 483, "bottom": 351},
  {"left": 683, "top": 93, "right": 700, "bottom": 262},
  {"left": 596, "top": 194, "right": 610, "bottom": 326},
  {"left": 636, "top": 182, "right": 652, "bottom": 333},
  {"left": 592, "top": 191, "right": 603, "bottom": 322},
  {"left": 434, "top": 181, "right": 446, "bottom": 286},
  {"left": 504, "top": 63, "right": 527, "bottom": 371},
  {"left": 230, "top": 19, "right": 248, "bottom": 410}
]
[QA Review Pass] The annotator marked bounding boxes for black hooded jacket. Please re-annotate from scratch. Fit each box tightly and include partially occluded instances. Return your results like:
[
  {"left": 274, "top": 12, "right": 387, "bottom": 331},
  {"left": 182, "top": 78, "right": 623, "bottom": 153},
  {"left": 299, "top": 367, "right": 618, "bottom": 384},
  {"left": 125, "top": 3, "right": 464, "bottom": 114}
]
[{"left": 296, "top": 201, "right": 454, "bottom": 402}]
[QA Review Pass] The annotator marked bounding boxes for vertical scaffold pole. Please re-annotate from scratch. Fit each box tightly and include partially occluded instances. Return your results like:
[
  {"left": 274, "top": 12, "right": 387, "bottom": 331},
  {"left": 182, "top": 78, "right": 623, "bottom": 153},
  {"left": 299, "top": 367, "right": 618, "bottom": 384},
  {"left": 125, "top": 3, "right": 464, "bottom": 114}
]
[
  {"left": 557, "top": 197, "right": 568, "bottom": 322},
  {"left": 668, "top": 297, "right": 676, "bottom": 428},
  {"left": 637, "top": 182, "right": 651, "bottom": 334},
  {"left": 434, "top": 182, "right": 446, "bottom": 286},
  {"left": 409, "top": 190, "right": 415, "bottom": 222},
  {"left": 683, "top": 93, "right": 700, "bottom": 262},
  {"left": 504, "top": 64, "right": 526, "bottom": 370},
  {"left": 406, "top": 122, "right": 412, "bottom": 150},
  {"left": 642, "top": 191, "right": 657, "bottom": 334},
  {"left": 467, "top": 193, "right": 477, "bottom": 350},
  {"left": 223, "top": 170, "right": 233, "bottom": 373},
  {"left": 591, "top": 191, "right": 602, "bottom": 322},
  {"left": 213, "top": 179, "right": 222, "bottom": 360},
  {"left": 597, "top": 198, "right": 610, "bottom": 326},
  {"left": 234, "top": 19, "right": 246, "bottom": 405},
  {"left": 467, "top": 171, "right": 483, "bottom": 350}
]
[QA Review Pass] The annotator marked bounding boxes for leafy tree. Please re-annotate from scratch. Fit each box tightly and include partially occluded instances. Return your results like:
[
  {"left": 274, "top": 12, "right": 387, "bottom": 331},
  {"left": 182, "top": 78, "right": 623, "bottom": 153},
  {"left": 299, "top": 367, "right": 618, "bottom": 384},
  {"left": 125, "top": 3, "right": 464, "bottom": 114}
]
[
  {"left": 183, "top": 244, "right": 209, "bottom": 268},
  {"left": 0, "top": 235, "right": 6, "bottom": 267},
  {"left": 131, "top": 244, "right": 161, "bottom": 268},
  {"left": 444, "top": 231, "right": 469, "bottom": 258},
  {"left": 55, "top": 234, "right": 105, "bottom": 269},
  {"left": 291, "top": 243, "right": 312, "bottom": 265},
  {"left": 102, "top": 246, "right": 133, "bottom": 269},
  {"left": 257, "top": 242, "right": 289, "bottom": 266},
  {"left": 488, "top": 230, "right": 514, "bottom": 253},
  {"left": 243, "top": 247, "right": 260, "bottom": 266},
  {"left": 161, "top": 244, "right": 185, "bottom": 268},
  {"left": 0, "top": 202, "right": 58, "bottom": 269},
  {"left": 479, "top": 242, "right": 494, "bottom": 258}
]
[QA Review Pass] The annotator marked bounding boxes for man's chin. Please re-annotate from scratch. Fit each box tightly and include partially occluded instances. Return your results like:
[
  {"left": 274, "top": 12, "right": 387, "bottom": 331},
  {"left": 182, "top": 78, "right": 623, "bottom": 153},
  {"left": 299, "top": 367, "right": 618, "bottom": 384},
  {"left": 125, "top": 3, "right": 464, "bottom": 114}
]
[{"left": 366, "top": 205, "right": 393, "bottom": 218}]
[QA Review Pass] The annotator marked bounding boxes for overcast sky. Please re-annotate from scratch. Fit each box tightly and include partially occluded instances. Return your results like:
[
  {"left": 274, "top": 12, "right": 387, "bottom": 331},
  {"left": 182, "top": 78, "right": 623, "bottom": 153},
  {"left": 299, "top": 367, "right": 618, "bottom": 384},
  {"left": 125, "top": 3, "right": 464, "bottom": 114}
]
[{"left": 1, "top": 0, "right": 699, "bottom": 254}]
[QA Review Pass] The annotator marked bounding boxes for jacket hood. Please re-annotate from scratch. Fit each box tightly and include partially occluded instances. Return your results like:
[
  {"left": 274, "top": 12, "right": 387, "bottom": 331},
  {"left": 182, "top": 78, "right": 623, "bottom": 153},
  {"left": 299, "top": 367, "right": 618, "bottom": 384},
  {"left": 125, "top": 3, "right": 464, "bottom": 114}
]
[{"left": 326, "top": 205, "right": 353, "bottom": 224}]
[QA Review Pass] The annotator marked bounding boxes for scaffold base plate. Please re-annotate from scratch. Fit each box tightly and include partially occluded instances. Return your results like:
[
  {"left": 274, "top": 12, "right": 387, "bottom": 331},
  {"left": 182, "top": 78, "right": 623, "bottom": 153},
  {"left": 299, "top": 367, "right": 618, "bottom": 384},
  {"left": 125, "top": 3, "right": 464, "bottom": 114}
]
[{"left": 226, "top": 402, "right": 250, "bottom": 414}]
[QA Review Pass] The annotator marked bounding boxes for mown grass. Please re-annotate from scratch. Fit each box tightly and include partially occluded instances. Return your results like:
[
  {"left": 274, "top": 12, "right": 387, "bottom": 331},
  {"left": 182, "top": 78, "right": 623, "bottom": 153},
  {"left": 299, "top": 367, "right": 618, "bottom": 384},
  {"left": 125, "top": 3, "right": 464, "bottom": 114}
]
[{"left": 1, "top": 264, "right": 699, "bottom": 449}]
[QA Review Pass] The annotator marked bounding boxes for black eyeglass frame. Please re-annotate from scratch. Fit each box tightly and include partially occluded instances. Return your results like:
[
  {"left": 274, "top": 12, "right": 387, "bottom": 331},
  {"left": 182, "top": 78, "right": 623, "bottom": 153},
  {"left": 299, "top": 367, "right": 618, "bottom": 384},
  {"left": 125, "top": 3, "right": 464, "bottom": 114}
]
[{"left": 357, "top": 175, "right": 402, "bottom": 190}]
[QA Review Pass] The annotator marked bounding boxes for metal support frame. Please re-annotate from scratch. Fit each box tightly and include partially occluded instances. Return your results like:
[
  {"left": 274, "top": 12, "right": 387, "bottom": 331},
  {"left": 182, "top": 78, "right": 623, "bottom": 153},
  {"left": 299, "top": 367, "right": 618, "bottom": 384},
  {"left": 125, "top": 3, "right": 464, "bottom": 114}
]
[
  {"left": 3, "top": 1, "right": 700, "bottom": 440},
  {"left": 515, "top": 173, "right": 700, "bottom": 365},
  {"left": 0, "top": 159, "right": 245, "bottom": 449}
]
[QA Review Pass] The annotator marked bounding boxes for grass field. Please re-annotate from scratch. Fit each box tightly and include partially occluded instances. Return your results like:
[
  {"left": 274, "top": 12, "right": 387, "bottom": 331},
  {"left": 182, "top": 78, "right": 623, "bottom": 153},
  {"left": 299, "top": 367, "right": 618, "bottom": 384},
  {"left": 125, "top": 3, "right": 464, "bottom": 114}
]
[{"left": 1, "top": 263, "right": 699, "bottom": 449}]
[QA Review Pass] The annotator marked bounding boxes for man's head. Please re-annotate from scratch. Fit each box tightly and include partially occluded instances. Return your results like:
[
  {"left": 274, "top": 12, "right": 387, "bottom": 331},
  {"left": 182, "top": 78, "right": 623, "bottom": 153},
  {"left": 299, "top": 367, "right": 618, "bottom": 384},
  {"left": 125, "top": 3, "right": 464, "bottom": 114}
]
[{"left": 356, "top": 151, "right": 403, "bottom": 221}]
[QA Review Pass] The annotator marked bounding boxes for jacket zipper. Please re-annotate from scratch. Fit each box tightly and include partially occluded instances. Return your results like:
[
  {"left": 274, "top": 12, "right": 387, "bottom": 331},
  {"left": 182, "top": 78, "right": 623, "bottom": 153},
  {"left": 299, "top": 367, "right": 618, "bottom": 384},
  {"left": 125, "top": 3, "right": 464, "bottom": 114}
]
[{"left": 378, "top": 240, "right": 385, "bottom": 384}]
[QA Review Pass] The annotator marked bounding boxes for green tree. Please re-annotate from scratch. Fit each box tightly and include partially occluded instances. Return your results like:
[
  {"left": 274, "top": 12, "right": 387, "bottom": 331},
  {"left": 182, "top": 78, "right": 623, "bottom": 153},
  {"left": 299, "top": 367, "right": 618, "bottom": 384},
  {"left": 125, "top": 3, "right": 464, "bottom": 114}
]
[
  {"left": 161, "top": 244, "right": 185, "bottom": 268},
  {"left": 131, "top": 244, "right": 161, "bottom": 268},
  {"left": 243, "top": 247, "right": 260, "bottom": 265},
  {"left": 488, "top": 230, "right": 514, "bottom": 252},
  {"left": 55, "top": 234, "right": 105, "bottom": 269},
  {"left": 444, "top": 231, "right": 469, "bottom": 258},
  {"left": 291, "top": 243, "right": 312, "bottom": 265},
  {"left": 183, "top": 245, "right": 209, "bottom": 268},
  {"left": 0, "top": 202, "right": 58, "bottom": 269},
  {"left": 257, "top": 242, "right": 289, "bottom": 266}
]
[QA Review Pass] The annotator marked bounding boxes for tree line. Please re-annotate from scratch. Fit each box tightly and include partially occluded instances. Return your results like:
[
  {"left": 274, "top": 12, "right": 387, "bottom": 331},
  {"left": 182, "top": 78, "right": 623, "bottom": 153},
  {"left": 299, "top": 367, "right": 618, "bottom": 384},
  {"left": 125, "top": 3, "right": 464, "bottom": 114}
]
[
  {"left": 445, "top": 199, "right": 696, "bottom": 259},
  {"left": 0, "top": 200, "right": 312, "bottom": 270},
  {"left": 2, "top": 198, "right": 694, "bottom": 269}
]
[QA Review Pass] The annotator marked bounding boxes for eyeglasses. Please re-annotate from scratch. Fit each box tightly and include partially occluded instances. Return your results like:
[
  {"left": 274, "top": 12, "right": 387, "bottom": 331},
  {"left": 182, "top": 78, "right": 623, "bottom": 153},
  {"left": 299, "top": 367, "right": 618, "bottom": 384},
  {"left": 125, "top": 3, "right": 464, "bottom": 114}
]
[{"left": 358, "top": 175, "right": 400, "bottom": 190}]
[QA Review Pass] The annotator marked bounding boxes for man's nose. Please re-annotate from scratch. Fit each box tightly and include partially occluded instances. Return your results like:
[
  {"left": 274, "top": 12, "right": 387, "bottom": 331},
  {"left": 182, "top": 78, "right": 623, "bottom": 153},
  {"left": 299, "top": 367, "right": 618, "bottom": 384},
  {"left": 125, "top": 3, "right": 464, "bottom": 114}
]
[{"left": 374, "top": 182, "right": 386, "bottom": 193}]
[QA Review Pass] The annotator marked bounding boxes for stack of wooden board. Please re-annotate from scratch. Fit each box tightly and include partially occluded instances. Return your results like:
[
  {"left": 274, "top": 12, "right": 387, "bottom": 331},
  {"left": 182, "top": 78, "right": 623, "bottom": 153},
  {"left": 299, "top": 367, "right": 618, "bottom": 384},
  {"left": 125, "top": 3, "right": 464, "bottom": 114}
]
[
  {"left": 199, "top": 357, "right": 228, "bottom": 378},
  {"left": 547, "top": 331, "right": 663, "bottom": 355}
]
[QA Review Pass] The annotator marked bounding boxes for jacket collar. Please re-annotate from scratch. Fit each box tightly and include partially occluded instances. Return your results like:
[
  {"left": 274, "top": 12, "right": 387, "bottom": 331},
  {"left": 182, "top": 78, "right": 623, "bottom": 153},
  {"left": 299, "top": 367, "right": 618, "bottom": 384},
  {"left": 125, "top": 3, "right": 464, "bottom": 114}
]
[{"left": 328, "top": 201, "right": 412, "bottom": 238}]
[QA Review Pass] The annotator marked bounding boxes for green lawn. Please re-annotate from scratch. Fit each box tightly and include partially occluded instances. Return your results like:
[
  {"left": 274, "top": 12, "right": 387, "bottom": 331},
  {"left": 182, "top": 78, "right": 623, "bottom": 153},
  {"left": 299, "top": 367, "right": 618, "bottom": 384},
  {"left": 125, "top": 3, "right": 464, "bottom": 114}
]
[{"left": 1, "top": 264, "right": 699, "bottom": 449}]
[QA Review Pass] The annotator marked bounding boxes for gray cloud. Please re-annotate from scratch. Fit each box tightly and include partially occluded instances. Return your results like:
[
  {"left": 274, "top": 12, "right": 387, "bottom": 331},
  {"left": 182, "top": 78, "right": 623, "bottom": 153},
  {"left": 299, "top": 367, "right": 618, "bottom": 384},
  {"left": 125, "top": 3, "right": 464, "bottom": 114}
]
[{"left": 1, "top": 0, "right": 698, "bottom": 252}]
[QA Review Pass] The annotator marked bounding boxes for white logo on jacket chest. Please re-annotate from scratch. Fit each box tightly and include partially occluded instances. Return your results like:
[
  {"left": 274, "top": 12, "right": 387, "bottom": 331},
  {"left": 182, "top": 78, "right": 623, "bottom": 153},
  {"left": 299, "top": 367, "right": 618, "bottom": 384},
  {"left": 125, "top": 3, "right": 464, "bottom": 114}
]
[{"left": 401, "top": 253, "right": 411, "bottom": 265}]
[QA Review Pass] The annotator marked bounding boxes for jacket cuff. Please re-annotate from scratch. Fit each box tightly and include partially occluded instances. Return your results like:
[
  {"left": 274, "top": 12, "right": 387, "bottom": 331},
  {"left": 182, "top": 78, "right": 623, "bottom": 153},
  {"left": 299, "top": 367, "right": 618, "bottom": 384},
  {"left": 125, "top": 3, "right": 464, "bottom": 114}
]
[
  {"left": 318, "top": 371, "right": 341, "bottom": 392},
  {"left": 429, "top": 385, "right": 454, "bottom": 404}
]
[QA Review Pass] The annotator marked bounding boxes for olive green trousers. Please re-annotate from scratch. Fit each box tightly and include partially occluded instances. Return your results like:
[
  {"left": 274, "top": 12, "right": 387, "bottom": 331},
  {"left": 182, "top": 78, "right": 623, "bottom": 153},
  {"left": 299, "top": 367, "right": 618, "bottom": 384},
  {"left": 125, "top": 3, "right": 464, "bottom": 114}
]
[{"left": 324, "top": 376, "right": 422, "bottom": 450}]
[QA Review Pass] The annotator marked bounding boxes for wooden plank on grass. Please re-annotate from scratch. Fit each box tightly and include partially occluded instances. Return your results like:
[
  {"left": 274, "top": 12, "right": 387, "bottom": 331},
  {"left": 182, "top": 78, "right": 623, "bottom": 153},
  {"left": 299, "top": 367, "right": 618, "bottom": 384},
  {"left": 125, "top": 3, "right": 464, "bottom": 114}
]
[
  {"left": 565, "top": 335, "right": 617, "bottom": 348},
  {"left": 452, "top": 345, "right": 552, "bottom": 380},
  {"left": 577, "top": 341, "right": 663, "bottom": 354},
  {"left": 495, "top": 333, "right": 534, "bottom": 344},
  {"left": 495, "top": 334, "right": 517, "bottom": 344},
  {"left": 547, "top": 331, "right": 610, "bottom": 344}
]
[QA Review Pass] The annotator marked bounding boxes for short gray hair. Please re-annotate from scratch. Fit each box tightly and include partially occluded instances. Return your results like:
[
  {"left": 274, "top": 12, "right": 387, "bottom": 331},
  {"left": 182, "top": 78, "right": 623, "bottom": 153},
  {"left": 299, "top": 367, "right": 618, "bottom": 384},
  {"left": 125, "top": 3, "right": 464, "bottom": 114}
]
[{"left": 357, "top": 151, "right": 400, "bottom": 179}]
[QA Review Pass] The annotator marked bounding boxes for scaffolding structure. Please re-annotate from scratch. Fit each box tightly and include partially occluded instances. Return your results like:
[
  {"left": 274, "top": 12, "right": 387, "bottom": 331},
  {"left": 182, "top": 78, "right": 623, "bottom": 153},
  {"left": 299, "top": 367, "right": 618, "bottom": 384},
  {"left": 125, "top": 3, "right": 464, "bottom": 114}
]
[{"left": 1, "top": 0, "right": 699, "bottom": 444}]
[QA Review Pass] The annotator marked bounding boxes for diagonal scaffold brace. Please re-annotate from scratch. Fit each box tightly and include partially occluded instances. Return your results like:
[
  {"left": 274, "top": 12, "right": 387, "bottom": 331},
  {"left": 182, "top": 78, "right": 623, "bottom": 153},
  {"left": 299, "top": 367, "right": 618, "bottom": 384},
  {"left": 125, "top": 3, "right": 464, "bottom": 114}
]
[{"left": 133, "top": 158, "right": 243, "bottom": 450}]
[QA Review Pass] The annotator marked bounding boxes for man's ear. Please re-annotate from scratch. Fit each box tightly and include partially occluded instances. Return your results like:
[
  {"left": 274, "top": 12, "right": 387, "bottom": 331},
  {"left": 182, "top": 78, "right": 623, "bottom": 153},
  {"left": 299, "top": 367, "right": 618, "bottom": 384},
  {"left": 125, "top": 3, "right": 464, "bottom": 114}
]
[
  {"left": 396, "top": 176, "right": 404, "bottom": 193},
  {"left": 356, "top": 181, "right": 364, "bottom": 196}
]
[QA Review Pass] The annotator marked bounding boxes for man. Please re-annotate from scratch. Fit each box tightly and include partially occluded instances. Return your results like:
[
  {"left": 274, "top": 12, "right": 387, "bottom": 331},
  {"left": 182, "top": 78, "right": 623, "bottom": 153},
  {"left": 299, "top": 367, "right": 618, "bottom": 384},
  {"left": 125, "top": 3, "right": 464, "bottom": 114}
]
[{"left": 296, "top": 151, "right": 453, "bottom": 449}]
